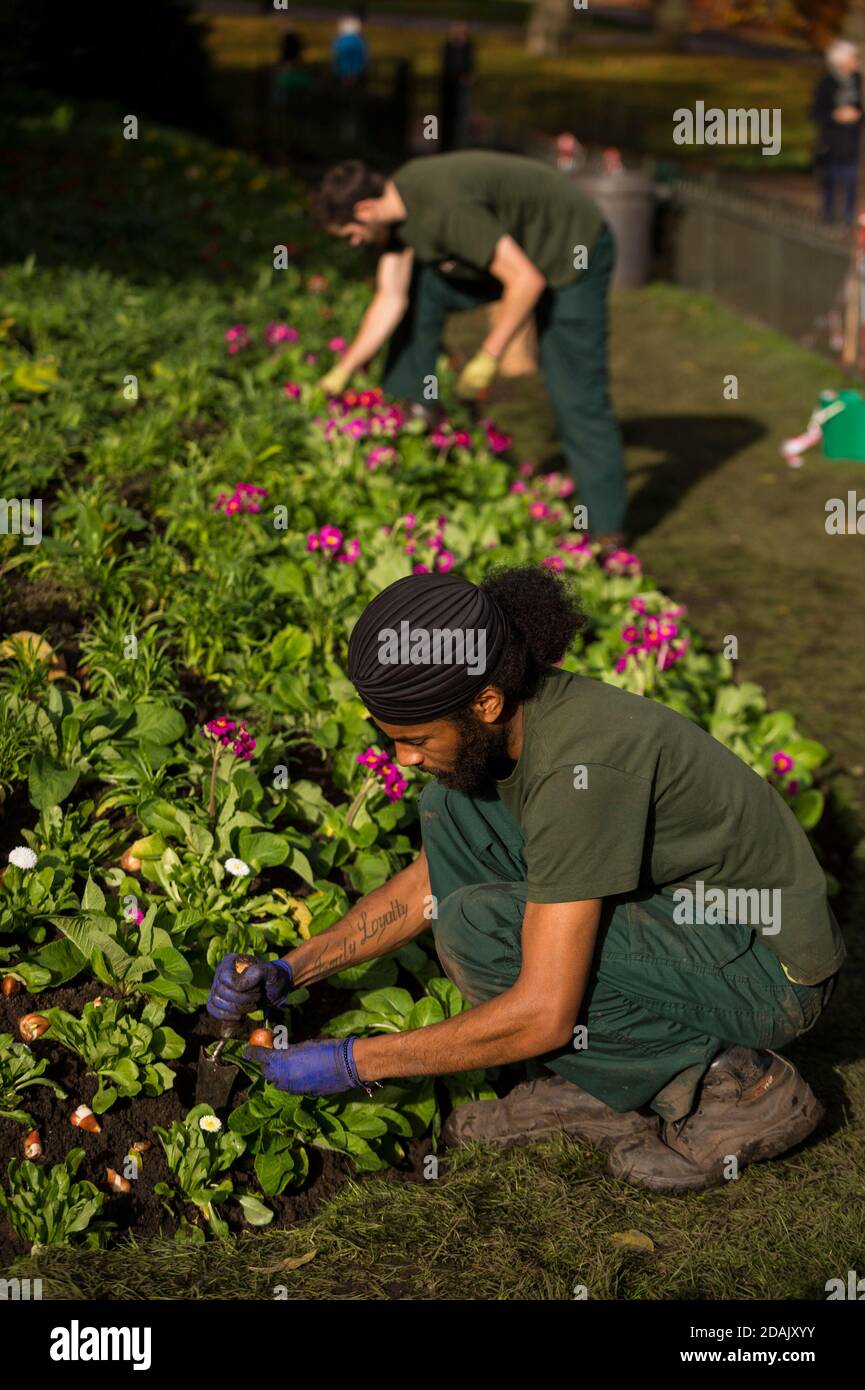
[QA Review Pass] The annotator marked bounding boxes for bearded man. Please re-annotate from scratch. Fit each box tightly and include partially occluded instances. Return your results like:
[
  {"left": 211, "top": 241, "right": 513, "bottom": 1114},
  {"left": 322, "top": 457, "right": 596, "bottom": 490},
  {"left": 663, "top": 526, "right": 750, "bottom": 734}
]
[{"left": 208, "top": 567, "right": 844, "bottom": 1192}]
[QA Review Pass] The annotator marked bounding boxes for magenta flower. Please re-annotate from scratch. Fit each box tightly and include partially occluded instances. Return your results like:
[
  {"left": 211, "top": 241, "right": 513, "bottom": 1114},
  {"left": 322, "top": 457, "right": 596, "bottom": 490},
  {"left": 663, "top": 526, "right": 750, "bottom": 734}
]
[
  {"left": 366, "top": 445, "right": 397, "bottom": 470},
  {"left": 265, "top": 323, "right": 299, "bottom": 347},
  {"left": 603, "top": 549, "right": 642, "bottom": 577},
  {"left": 542, "top": 555, "right": 565, "bottom": 572},
  {"left": 204, "top": 716, "right": 256, "bottom": 761},
  {"left": 629, "top": 596, "right": 648, "bottom": 614},
  {"left": 225, "top": 325, "right": 251, "bottom": 355},
  {"left": 319, "top": 524, "right": 343, "bottom": 550},
  {"left": 510, "top": 481, "right": 527, "bottom": 494},
  {"left": 232, "top": 721, "right": 256, "bottom": 760},
  {"left": 305, "top": 353, "right": 318, "bottom": 365},
  {"left": 338, "top": 538, "right": 361, "bottom": 565},
  {"left": 453, "top": 430, "right": 472, "bottom": 448},
  {"left": 124, "top": 907, "right": 145, "bottom": 926},
  {"left": 772, "top": 751, "right": 795, "bottom": 776},
  {"left": 484, "top": 423, "right": 512, "bottom": 454},
  {"left": 529, "top": 501, "right": 551, "bottom": 520},
  {"left": 413, "top": 563, "right": 430, "bottom": 574},
  {"left": 518, "top": 461, "right": 534, "bottom": 478},
  {"left": 356, "top": 747, "right": 408, "bottom": 802},
  {"left": 402, "top": 513, "right": 417, "bottom": 530},
  {"left": 435, "top": 549, "right": 455, "bottom": 573},
  {"left": 283, "top": 382, "right": 302, "bottom": 399},
  {"left": 328, "top": 337, "right": 347, "bottom": 352},
  {"left": 214, "top": 483, "right": 269, "bottom": 516},
  {"left": 205, "top": 717, "right": 237, "bottom": 746},
  {"left": 787, "top": 780, "right": 800, "bottom": 797}
]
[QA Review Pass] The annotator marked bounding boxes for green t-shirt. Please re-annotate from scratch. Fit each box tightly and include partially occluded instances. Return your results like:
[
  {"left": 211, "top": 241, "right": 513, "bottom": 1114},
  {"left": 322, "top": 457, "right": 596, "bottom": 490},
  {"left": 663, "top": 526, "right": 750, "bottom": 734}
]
[
  {"left": 390, "top": 151, "right": 604, "bottom": 288},
  {"left": 495, "top": 669, "right": 845, "bottom": 986}
]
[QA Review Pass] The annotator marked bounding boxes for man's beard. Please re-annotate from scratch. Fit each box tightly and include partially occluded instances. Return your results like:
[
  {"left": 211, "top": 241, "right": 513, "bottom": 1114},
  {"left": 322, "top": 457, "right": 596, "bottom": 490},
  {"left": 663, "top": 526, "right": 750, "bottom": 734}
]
[{"left": 425, "top": 711, "right": 513, "bottom": 794}]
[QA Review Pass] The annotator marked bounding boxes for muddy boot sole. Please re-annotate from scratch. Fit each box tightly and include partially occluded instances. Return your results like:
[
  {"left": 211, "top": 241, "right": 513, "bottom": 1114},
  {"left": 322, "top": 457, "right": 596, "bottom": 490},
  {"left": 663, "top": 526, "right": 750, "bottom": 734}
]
[{"left": 442, "top": 1074, "right": 659, "bottom": 1154}]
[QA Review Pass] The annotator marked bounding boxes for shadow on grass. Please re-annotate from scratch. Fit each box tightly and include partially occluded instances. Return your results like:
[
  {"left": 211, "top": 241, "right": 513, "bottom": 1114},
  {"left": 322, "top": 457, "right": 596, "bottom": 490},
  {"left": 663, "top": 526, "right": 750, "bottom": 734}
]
[{"left": 623, "top": 414, "right": 768, "bottom": 543}]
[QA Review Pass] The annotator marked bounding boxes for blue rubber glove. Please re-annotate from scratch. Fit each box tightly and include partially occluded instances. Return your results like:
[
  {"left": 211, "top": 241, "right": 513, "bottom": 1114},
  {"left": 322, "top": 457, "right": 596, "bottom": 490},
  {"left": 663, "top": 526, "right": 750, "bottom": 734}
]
[
  {"left": 207, "top": 953, "right": 294, "bottom": 1022},
  {"left": 243, "top": 1036, "right": 364, "bottom": 1095}
]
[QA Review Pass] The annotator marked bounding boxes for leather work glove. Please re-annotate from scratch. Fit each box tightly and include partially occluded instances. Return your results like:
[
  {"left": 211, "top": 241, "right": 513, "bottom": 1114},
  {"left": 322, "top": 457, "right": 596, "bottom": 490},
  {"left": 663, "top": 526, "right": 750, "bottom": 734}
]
[
  {"left": 318, "top": 362, "right": 351, "bottom": 396},
  {"left": 244, "top": 1035, "right": 380, "bottom": 1096},
  {"left": 207, "top": 953, "right": 294, "bottom": 1022},
  {"left": 455, "top": 348, "right": 498, "bottom": 400}
]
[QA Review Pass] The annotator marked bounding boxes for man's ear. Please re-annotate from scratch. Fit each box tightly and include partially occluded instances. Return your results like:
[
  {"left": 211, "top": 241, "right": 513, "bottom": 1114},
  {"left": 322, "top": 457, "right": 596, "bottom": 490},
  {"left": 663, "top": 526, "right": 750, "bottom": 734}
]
[
  {"left": 354, "top": 197, "right": 382, "bottom": 224},
  {"left": 472, "top": 687, "right": 506, "bottom": 723}
]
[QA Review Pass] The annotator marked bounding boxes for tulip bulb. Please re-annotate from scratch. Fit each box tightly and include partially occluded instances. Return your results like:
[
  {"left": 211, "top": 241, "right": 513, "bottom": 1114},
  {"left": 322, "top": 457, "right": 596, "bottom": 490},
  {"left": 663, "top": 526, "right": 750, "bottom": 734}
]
[
  {"left": 106, "top": 1168, "right": 132, "bottom": 1194},
  {"left": 70, "top": 1104, "right": 101, "bottom": 1133},
  {"left": 23, "top": 1129, "right": 42, "bottom": 1158},
  {"left": 19, "top": 1013, "right": 49, "bottom": 1042},
  {"left": 120, "top": 848, "right": 142, "bottom": 872},
  {"left": 2, "top": 976, "right": 21, "bottom": 996},
  {"left": 248, "top": 1027, "right": 274, "bottom": 1049}
]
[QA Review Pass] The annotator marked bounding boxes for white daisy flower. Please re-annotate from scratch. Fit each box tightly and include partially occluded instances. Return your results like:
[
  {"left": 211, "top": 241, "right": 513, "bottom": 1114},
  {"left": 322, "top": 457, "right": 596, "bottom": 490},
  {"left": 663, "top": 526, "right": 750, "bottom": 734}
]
[
  {"left": 8, "top": 846, "right": 37, "bottom": 870},
  {"left": 224, "top": 857, "right": 251, "bottom": 878},
  {"left": 199, "top": 1113, "right": 223, "bottom": 1133}
]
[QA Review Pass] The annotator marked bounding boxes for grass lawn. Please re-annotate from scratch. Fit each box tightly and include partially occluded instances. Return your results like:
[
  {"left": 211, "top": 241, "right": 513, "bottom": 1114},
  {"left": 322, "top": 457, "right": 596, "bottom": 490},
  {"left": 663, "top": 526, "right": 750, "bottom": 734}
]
[
  {"left": 203, "top": 12, "right": 819, "bottom": 169},
  {"left": 10, "top": 283, "right": 865, "bottom": 1302}
]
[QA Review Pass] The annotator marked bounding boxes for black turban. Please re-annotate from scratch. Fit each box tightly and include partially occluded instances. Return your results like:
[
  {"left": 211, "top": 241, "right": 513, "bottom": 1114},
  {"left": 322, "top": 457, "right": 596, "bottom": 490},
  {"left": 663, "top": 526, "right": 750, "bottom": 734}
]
[{"left": 348, "top": 572, "right": 510, "bottom": 723}]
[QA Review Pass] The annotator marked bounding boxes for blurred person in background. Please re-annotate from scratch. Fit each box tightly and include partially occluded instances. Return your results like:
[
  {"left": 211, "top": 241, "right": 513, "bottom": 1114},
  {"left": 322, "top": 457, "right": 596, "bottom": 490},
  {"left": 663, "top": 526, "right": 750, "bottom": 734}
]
[
  {"left": 332, "top": 14, "right": 368, "bottom": 86},
  {"left": 440, "top": 20, "right": 475, "bottom": 152},
  {"left": 811, "top": 38, "right": 863, "bottom": 226},
  {"left": 271, "top": 30, "right": 312, "bottom": 107}
]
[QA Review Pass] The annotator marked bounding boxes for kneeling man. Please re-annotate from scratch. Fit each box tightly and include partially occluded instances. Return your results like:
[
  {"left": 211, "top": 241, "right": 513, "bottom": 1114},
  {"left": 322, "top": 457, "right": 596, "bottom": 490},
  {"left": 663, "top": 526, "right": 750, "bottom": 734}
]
[{"left": 208, "top": 566, "right": 844, "bottom": 1192}]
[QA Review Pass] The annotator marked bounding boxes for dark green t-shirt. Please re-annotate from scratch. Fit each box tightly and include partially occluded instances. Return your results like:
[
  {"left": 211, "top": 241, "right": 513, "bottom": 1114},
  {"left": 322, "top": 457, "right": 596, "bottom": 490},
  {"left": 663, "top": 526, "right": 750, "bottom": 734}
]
[
  {"left": 390, "top": 151, "right": 604, "bottom": 288},
  {"left": 495, "top": 669, "right": 845, "bottom": 986}
]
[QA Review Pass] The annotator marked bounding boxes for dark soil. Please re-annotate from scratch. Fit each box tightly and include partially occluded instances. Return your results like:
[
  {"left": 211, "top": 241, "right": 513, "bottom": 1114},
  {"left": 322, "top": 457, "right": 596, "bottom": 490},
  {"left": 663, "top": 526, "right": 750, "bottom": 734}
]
[{"left": 0, "top": 972, "right": 438, "bottom": 1269}]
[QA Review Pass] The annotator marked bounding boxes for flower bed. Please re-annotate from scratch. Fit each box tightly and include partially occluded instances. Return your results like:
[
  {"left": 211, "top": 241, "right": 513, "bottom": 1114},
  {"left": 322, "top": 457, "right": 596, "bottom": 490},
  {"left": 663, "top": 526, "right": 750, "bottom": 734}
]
[{"left": 0, "top": 112, "right": 835, "bottom": 1260}]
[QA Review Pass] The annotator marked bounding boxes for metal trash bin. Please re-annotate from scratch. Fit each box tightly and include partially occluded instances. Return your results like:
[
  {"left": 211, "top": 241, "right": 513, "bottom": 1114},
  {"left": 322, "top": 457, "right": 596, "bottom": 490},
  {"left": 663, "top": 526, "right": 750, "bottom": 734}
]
[{"left": 575, "top": 170, "right": 656, "bottom": 290}]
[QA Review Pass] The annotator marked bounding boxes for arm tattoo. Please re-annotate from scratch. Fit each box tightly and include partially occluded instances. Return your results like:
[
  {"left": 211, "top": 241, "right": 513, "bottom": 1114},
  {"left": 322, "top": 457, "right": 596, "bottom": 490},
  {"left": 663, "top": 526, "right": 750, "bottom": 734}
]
[{"left": 302, "top": 897, "right": 409, "bottom": 985}]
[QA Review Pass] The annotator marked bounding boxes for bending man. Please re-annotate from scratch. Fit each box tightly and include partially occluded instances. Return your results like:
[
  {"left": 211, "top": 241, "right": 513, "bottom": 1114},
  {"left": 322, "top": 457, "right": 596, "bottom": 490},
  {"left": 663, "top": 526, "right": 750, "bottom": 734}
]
[{"left": 311, "top": 151, "right": 628, "bottom": 549}]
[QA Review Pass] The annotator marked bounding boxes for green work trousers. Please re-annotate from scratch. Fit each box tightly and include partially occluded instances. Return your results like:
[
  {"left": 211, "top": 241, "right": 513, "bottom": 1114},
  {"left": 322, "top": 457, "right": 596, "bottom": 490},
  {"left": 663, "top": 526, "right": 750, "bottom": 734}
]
[
  {"left": 381, "top": 224, "right": 628, "bottom": 536},
  {"left": 419, "top": 781, "right": 829, "bottom": 1121}
]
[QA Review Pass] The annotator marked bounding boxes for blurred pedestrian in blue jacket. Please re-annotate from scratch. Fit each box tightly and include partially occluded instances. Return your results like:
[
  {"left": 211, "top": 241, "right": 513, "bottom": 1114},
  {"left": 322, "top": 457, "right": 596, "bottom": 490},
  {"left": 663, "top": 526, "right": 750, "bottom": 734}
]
[{"left": 333, "top": 15, "right": 368, "bottom": 86}]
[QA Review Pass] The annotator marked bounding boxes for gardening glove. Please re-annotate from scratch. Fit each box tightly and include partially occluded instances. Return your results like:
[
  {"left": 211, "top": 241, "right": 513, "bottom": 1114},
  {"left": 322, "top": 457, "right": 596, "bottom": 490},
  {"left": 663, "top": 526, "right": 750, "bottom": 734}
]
[
  {"left": 455, "top": 349, "right": 498, "bottom": 400},
  {"left": 318, "top": 362, "right": 351, "bottom": 396},
  {"left": 244, "top": 1035, "right": 376, "bottom": 1096},
  {"left": 207, "top": 953, "right": 294, "bottom": 1022}
]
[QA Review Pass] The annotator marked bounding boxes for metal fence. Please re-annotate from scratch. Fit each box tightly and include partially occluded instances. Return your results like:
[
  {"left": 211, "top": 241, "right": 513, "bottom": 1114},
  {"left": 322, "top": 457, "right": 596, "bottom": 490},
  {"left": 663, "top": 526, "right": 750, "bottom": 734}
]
[{"left": 665, "top": 177, "right": 852, "bottom": 356}]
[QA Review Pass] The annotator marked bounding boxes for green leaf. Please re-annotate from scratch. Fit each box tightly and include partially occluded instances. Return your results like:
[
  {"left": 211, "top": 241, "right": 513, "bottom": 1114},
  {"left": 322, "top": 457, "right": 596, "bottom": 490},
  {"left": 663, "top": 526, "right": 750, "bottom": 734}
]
[
  {"left": 793, "top": 788, "right": 824, "bottom": 831},
  {"left": 357, "top": 987, "right": 414, "bottom": 1018},
  {"left": 785, "top": 739, "right": 828, "bottom": 771},
  {"left": 82, "top": 876, "right": 106, "bottom": 912},
  {"left": 237, "top": 1194, "right": 274, "bottom": 1226},
  {"left": 237, "top": 829, "right": 289, "bottom": 870},
  {"left": 28, "top": 752, "right": 80, "bottom": 810},
  {"left": 91, "top": 1085, "right": 118, "bottom": 1114},
  {"left": 406, "top": 997, "right": 444, "bottom": 1030},
  {"left": 8, "top": 938, "right": 86, "bottom": 992},
  {"left": 131, "top": 702, "right": 186, "bottom": 745}
]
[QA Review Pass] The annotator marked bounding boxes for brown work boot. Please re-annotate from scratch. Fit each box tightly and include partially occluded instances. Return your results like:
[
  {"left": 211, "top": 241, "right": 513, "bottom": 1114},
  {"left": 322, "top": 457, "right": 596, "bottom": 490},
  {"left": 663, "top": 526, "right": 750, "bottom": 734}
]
[
  {"left": 442, "top": 1074, "right": 660, "bottom": 1153},
  {"left": 606, "top": 1046, "right": 824, "bottom": 1194}
]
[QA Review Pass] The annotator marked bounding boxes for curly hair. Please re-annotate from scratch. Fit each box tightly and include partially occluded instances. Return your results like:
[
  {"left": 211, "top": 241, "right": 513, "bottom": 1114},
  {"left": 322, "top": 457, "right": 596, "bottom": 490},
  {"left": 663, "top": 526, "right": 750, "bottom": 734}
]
[{"left": 465, "top": 563, "right": 586, "bottom": 708}]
